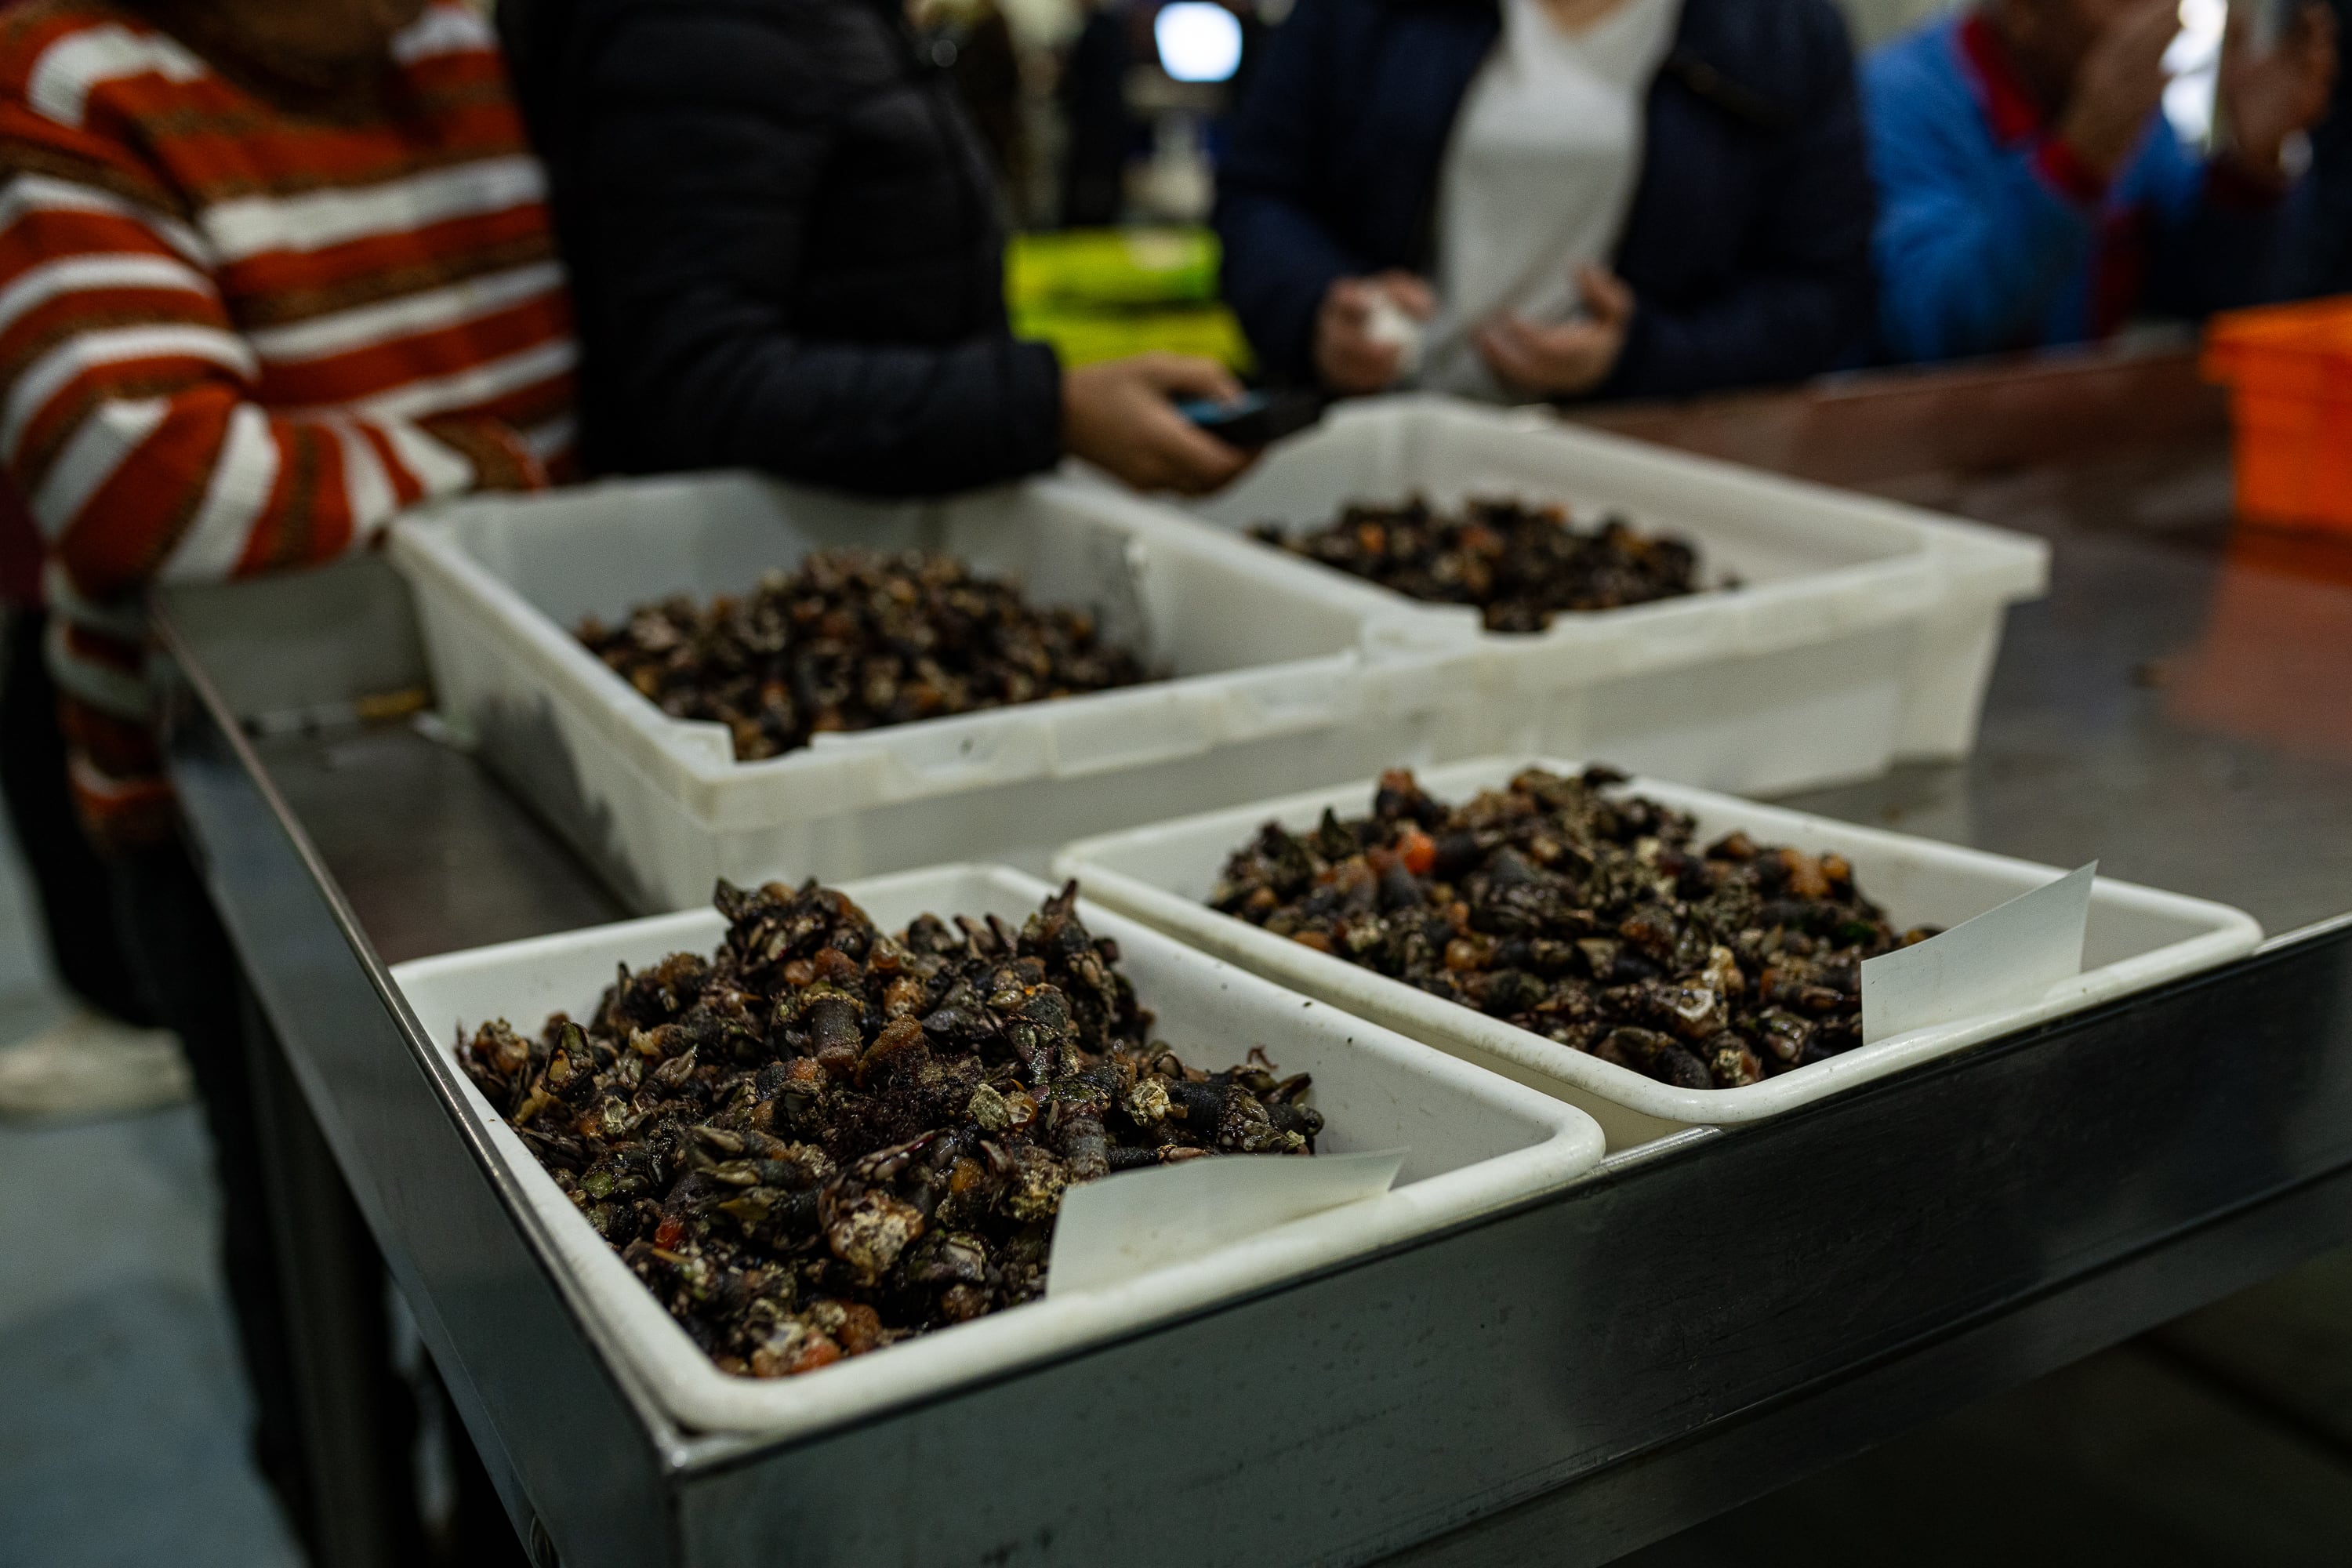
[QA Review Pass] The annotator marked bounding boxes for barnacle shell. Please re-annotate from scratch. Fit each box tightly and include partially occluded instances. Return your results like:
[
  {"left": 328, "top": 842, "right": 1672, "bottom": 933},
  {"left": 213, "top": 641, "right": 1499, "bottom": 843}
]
[
  {"left": 1254, "top": 498, "right": 1708, "bottom": 633},
  {"left": 1208, "top": 768, "right": 1919, "bottom": 1093},
  {"left": 458, "top": 878, "right": 1322, "bottom": 1380}
]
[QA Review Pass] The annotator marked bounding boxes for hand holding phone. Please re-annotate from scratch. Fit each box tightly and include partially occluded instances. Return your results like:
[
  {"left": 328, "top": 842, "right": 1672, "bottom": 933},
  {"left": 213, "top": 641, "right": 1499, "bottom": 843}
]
[{"left": 1172, "top": 389, "right": 1324, "bottom": 449}]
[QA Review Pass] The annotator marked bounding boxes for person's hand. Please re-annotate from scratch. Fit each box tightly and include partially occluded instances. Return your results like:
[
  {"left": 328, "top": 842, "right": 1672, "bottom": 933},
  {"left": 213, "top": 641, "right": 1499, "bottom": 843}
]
[
  {"left": 1062, "top": 353, "right": 1252, "bottom": 495},
  {"left": 2055, "top": 0, "right": 2176, "bottom": 180},
  {"left": 1314, "top": 271, "right": 1434, "bottom": 395},
  {"left": 1472, "top": 264, "right": 1634, "bottom": 401},
  {"left": 2220, "top": 1, "right": 2338, "bottom": 182}
]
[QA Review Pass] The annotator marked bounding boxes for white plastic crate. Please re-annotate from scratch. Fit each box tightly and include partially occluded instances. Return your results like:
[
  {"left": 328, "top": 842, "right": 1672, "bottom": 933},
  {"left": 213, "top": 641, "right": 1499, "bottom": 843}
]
[
  {"left": 1054, "top": 758, "right": 2263, "bottom": 1150},
  {"left": 390, "top": 471, "right": 1468, "bottom": 913},
  {"left": 389, "top": 862, "right": 1606, "bottom": 1437},
  {"left": 1169, "top": 395, "right": 2050, "bottom": 793}
]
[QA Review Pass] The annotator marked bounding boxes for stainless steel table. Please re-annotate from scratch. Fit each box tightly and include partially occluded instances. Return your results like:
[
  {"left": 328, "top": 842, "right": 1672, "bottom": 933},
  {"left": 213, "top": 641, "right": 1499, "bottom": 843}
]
[{"left": 154, "top": 344, "right": 2352, "bottom": 1568}]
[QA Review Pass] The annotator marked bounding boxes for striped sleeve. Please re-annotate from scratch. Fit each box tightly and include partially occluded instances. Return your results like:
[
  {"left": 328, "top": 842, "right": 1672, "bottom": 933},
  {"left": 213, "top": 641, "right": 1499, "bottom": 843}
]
[{"left": 0, "top": 162, "right": 509, "bottom": 602}]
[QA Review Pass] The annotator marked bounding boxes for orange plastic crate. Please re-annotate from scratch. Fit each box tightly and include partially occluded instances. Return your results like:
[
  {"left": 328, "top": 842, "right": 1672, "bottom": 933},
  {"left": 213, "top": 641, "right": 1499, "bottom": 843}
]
[{"left": 2203, "top": 297, "right": 2352, "bottom": 533}]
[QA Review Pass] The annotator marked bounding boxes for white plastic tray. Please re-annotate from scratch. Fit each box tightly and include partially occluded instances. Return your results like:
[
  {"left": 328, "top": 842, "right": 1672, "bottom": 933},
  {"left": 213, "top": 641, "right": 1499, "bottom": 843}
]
[
  {"left": 1053, "top": 759, "right": 2263, "bottom": 1150},
  {"left": 390, "top": 471, "right": 1461, "bottom": 913},
  {"left": 389, "top": 863, "right": 1606, "bottom": 1438},
  {"left": 1169, "top": 394, "right": 2051, "bottom": 793}
]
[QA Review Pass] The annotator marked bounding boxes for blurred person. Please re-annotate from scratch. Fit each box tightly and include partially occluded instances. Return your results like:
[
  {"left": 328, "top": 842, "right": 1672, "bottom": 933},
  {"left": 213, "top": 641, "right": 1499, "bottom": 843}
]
[
  {"left": 0, "top": 0, "right": 571, "bottom": 1548},
  {"left": 0, "top": 38, "right": 167, "bottom": 1121},
  {"left": 1212, "top": 0, "right": 1878, "bottom": 403},
  {"left": 913, "top": 0, "right": 1028, "bottom": 202},
  {"left": 1059, "top": 0, "right": 1139, "bottom": 226},
  {"left": 499, "top": 0, "right": 1249, "bottom": 497},
  {"left": 2285, "top": 0, "right": 2352, "bottom": 294},
  {"left": 1867, "top": 0, "right": 2338, "bottom": 362},
  {"left": 0, "top": 480, "right": 188, "bottom": 1124}
]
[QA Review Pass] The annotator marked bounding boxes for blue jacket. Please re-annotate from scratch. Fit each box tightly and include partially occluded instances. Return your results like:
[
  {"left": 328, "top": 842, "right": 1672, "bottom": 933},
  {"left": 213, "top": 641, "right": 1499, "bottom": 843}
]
[
  {"left": 1212, "top": 0, "right": 1876, "bottom": 398},
  {"left": 1866, "top": 14, "right": 2288, "bottom": 364}
]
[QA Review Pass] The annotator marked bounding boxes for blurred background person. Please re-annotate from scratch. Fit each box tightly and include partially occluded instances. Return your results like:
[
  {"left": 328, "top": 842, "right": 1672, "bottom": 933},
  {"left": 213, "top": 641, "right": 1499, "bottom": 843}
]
[
  {"left": 0, "top": 483, "right": 182, "bottom": 1123},
  {"left": 0, "top": 0, "right": 572, "bottom": 1552},
  {"left": 915, "top": 0, "right": 1031, "bottom": 203},
  {"left": 1867, "top": 0, "right": 2338, "bottom": 364},
  {"left": 2284, "top": 0, "right": 2352, "bottom": 295},
  {"left": 1058, "top": 0, "right": 1269, "bottom": 227},
  {"left": 500, "top": 0, "right": 1250, "bottom": 498},
  {"left": 1060, "top": 0, "right": 1146, "bottom": 226},
  {"left": 1211, "top": 0, "right": 1878, "bottom": 404}
]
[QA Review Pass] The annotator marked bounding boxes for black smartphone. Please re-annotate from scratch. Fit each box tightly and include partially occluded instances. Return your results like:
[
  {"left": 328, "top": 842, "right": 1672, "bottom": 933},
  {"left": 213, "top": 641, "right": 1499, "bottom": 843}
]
[{"left": 1174, "top": 389, "right": 1323, "bottom": 449}]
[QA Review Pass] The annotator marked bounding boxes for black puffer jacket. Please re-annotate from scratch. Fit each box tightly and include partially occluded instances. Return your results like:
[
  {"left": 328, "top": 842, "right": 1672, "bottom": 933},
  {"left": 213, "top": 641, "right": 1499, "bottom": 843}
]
[{"left": 503, "top": 0, "right": 1062, "bottom": 493}]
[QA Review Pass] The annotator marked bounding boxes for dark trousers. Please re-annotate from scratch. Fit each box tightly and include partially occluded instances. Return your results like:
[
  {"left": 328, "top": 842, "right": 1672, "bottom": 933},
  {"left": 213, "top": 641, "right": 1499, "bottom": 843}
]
[{"left": 0, "top": 608, "right": 150, "bottom": 1024}]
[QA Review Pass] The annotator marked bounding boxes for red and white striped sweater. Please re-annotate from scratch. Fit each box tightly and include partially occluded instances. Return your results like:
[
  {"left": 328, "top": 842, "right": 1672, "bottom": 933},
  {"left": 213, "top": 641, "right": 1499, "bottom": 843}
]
[{"left": 0, "top": 0, "right": 574, "bottom": 844}]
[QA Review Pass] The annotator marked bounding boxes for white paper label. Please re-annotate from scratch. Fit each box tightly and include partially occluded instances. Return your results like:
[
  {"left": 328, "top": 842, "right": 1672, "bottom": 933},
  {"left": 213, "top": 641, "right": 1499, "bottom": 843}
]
[
  {"left": 1860, "top": 862, "right": 2097, "bottom": 1045},
  {"left": 1045, "top": 1147, "right": 1406, "bottom": 1298},
  {"left": 1364, "top": 292, "right": 1427, "bottom": 377}
]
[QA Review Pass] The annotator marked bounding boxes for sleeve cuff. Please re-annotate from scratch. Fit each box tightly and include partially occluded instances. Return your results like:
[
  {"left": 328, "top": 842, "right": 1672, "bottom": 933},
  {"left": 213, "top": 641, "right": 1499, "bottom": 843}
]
[
  {"left": 416, "top": 414, "right": 551, "bottom": 494},
  {"left": 1008, "top": 337, "right": 1065, "bottom": 476},
  {"left": 2031, "top": 136, "right": 2111, "bottom": 208}
]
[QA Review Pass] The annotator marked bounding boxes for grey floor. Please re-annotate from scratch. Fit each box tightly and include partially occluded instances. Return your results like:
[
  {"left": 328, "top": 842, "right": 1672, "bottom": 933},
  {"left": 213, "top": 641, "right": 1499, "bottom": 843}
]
[
  {"left": 0, "top": 837, "right": 303, "bottom": 1567},
  {"left": 2, "top": 834, "right": 2350, "bottom": 1566}
]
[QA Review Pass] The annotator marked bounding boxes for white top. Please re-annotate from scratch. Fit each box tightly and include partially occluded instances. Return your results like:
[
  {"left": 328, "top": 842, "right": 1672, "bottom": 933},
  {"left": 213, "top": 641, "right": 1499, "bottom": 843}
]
[{"left": 1421, "top": 0, "right": 1681, "bottom": 398}]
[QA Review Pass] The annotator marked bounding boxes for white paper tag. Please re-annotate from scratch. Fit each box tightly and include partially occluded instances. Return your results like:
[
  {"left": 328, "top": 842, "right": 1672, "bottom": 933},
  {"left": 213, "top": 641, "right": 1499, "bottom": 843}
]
[
  {"left": 1860, "top": 862, "right": 2097, "bottom": 1045},
  {"left": 1045, "top": 1147, "right": 1406, "bottom": 1298},
  {"left": 1364, "top": 293, "right": 1426, "bottom": 379}
]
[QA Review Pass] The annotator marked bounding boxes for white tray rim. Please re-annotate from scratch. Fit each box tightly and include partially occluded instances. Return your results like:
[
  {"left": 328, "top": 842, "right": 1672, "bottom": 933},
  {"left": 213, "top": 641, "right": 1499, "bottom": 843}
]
[
  {"left": 1052, "top": 758, "right": 2266, "bottom": 1128},
  {"left": 1166, "top": 394, "right": 2049, "bottom": 651},
  {"left": 388, "top": 474, "right": 1394, "bottom": 791}
]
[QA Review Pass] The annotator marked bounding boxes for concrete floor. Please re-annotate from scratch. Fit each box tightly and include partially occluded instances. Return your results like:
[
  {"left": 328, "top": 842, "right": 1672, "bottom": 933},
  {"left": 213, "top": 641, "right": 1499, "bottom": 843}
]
[
  {"left": 0, "top": 840, "right": 302, "bottom": 1567},
  {"left": 3, "top": 826, "right": 2350, "bottom": 1566}
]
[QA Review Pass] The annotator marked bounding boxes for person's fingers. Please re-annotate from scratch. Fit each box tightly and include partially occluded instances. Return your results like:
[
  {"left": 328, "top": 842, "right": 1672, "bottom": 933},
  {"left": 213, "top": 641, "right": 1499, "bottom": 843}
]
[
  {"left": 1577, "top": 264, "right": 1635, "bottom": 327},
  {"left": 1149, "top": 415, "right": 1251, "bottom": 492},
  {"left": 2110, "top": 0, "right": 2180, "bottom": 84},
  {"left": 1167, "top": 444, "right": 1255, "bottom": 495},
  {"left": 2126, "top": 0, "right": 2183, "bottom": 51},
  {"left": 1472, "top": 322, "right": 1512, "bottom": 372},
  {"left": 1475, "top": 321, "right": 1544, "bottom": 389},
  {"left": 1381, "top": 273, "right": 1438, "bottom": 321},
  {"left": 1550, "top": 321, "right": 1613, "bottom": 359},
  {"left": 1478, "top": 316, "right": 1530, "bottom": 361},
  {"left": 1520, "top": 317, "right": 1590, "bottom": 364},
  {"left": 1352, "top": 339, "right": 1403, "bottom": 387},
  {"left": 1507, "top": 320, "right": 1566, "bottom": 358},
  {"left": 2298, "top": 1, "right": 2338, "bottom": 75},
  {"left": 1134, "top": 353, "right": 1246, "bottom": 403},
  {"left": 1324, "top": 277, "right": 1373, "bottom": 325}
]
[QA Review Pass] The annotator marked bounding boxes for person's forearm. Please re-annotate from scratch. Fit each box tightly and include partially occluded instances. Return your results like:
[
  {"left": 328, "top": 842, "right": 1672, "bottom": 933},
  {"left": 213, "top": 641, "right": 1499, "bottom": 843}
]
[
  {"left": 632, "top": 329, "right": 1065, "bottom": 495},
  {"left": 31, "top": 387, "right": 521, "bottom": 602}
]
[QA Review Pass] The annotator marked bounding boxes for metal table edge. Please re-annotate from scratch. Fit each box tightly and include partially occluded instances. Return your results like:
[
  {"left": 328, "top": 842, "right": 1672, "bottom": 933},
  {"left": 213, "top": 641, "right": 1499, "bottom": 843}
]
[
  {"left": 145, "top": 586, "right": 2352, "bottom": 1566},
  {"left": 668, "top": 931, "right": 2339, "bottom": 1483},
  {"left": 151, "top": 607, "right": 702, "bottom": 1475}
]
